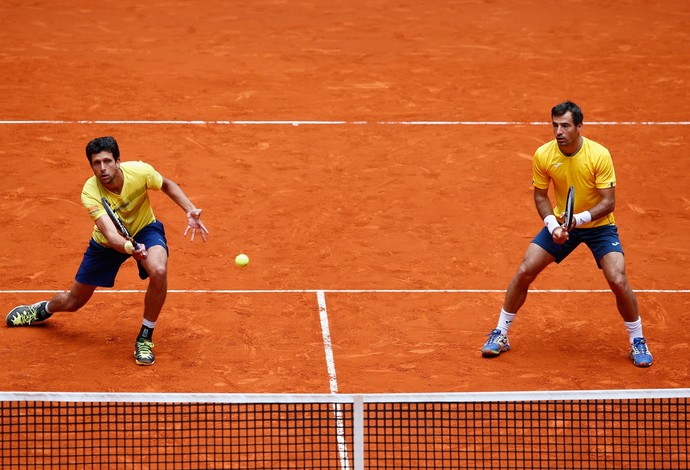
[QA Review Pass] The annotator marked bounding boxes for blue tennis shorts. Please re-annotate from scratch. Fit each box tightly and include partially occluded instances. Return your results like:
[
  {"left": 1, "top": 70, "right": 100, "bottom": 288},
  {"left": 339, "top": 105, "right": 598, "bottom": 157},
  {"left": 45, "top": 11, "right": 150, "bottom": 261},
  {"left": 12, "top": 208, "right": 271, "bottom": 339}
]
[
  {"left": 532, "top": 225, "right": 624, "bottom": 267},
  {"left": 75, "top": 220, "right": 169, "bottom": 287}
]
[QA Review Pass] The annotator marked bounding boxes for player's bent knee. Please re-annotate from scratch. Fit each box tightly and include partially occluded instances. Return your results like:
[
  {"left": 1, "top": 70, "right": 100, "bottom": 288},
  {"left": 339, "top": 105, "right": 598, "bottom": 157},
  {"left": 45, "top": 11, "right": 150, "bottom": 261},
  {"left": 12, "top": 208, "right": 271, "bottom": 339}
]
[
  {"left": 608, "top": 277, "right": 630, "bottom": 295},
  {"left": 515, "top": 264, "right": 540, "bottom": 285},
  {"left": 148, "top": 265, "right": 168, "bottom": 282}
]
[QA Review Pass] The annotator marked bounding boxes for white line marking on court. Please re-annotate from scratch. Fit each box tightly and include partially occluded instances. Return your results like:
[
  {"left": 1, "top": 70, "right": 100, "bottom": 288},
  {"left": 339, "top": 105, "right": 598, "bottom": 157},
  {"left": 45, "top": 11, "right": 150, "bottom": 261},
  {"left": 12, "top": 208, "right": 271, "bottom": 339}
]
[
  {"left": 317, "top": 291, "right": 339, "bottom": 394},
  {"left": 0, "top": 289, "right": 687, "bottom": 294},
  {"left": 1, "top": 120, "right": 689, "bottom": 126},
  {"left": 316, "top": 290, "right": 352, "bottom": 470}
]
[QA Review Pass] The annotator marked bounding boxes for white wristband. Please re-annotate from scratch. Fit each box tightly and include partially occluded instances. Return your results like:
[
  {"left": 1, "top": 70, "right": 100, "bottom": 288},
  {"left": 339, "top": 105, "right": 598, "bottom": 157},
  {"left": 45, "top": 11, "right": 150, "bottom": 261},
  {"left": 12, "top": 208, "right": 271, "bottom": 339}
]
[
  {"left": 573, "top": 210, "right": 592, "bottom": 227},
  {"left": 123, "top": 240, "right": 134, "bottom": 254},
  {"left": 544, "top": 215, "right": 560, "bottom": 235}
]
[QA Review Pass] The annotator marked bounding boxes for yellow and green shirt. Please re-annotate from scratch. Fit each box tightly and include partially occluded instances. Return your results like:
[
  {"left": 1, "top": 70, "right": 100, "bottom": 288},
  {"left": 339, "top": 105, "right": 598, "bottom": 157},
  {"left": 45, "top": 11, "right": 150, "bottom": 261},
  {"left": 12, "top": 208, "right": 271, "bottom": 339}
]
[
  {"left": 81, "top": 161, "right": 164, "bottom": 247},
  {"left": 532, "top": 137, "right": 616, "bottom": 228}
]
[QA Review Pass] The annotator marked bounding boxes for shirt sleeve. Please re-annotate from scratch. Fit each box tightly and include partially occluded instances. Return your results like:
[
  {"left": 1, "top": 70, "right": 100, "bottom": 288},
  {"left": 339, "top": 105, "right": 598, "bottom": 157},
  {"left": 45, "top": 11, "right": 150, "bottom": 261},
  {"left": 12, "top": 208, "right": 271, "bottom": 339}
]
[
  {"left": 142, "top": 162, "right": 164, "bottom": 190},
  {"left": 594, "top": 151, "right": 616, "bottom": 189},
  {"left": 81, "top": 178, "right": 106, "bottom": 222},
  {"left": 531, "top": 150, "right": 550, "bottom": 190}
]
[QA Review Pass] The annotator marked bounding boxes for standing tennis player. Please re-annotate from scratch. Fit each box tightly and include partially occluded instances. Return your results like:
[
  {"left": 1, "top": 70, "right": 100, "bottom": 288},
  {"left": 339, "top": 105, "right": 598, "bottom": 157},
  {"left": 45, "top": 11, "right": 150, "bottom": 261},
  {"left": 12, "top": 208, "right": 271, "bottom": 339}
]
[
  {"left": 5, "top": 136, "right": 209, "bottom": 366},
  {"left": 481, "top": 101, "right": 653, "bottom": 367}
]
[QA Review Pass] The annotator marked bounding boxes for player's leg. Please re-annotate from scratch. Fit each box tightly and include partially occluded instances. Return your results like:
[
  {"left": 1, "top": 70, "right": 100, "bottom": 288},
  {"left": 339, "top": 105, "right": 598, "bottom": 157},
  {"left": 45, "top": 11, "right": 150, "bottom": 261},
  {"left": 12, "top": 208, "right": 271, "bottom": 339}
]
[
  {"left": 132, "top": 245, "right": 167, "bottom": 366},
  {"left": 132, "top": 221, "right": 169, "bottom": 366},
  {"left": 6, "top": 281, "right": 97, "bottom": 327},
  {"left": 599, "top": 251, "right": 638, "bottom": 321},
  {"left": 503, "top": 243, "right": 555, "bottom": 312},
  {"left": 482, "top": 241, "right": 555, "bottom": 357},
  {"left": 49, "top": 281, "right": 98, "bottom": 312},
  {"left": 140, "top": 245, "right": 169, "bottom": 324},
  {"left": 587, "top": 225, "right": 652, "bottom": 367},
  {"left": 7, "top": 237, "right": 127, "bottom": 328},
  {"left": 599, "top": 251, "right": 652, "bottom": 367}
]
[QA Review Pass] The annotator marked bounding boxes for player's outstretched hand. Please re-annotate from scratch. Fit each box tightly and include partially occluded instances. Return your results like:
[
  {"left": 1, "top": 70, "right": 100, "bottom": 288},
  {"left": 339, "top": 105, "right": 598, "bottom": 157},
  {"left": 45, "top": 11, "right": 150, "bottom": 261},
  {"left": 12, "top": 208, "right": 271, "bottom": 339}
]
[{"left": 184, "top": 209, "right": 209, "bottom": 242}]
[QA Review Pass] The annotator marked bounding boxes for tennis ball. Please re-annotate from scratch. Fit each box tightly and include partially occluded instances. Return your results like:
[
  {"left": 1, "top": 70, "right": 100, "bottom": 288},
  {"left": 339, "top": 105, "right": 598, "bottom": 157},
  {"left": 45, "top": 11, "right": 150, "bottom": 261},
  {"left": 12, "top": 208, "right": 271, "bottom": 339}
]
[{"left": 235, "top": 253, "right": 249, "bottom": 267}]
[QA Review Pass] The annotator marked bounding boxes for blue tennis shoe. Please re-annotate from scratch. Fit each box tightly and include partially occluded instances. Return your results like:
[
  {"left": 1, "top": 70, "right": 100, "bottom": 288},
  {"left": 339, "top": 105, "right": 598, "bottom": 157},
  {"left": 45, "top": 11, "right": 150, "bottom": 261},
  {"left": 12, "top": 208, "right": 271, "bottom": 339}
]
[
  {"left": 629, "top": 337, "right": 653, "bottom": 368},
  {"left": 482, "top": 329, "right": 510, "bottom": 357}
]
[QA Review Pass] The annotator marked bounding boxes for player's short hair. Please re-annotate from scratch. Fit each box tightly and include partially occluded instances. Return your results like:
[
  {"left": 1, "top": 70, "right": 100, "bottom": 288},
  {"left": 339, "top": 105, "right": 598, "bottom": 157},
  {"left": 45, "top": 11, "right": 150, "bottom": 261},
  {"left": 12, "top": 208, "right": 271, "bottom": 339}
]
[
  {"left": 86, "top": 136, "right": 120, "bottom": 163},
  {"left": 551, "top": 101, "right": 583, "bottom": 126}
]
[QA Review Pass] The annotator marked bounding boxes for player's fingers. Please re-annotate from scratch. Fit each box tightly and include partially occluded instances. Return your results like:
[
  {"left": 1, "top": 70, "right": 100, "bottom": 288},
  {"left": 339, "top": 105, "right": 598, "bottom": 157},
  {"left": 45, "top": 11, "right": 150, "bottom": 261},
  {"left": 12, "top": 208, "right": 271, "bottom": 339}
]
[{"left": 184, "top": 226, "right": 191, "bottom": 237}]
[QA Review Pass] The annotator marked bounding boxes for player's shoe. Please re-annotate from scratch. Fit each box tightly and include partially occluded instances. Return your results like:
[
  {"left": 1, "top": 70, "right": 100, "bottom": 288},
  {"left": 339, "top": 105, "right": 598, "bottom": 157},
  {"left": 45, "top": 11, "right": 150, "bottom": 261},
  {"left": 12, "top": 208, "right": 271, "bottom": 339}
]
[
  {"left": 6, "top": 301, "right": 52, "bottom": 327},
  {"left": 482, "top": 328, "right": 510, "bottom": 357},
  {"left": 629, "top": 337, "right": 653, "bottom": 368},
  {"left": 134, "top": 339, "right": 155, "bottom": 366}
]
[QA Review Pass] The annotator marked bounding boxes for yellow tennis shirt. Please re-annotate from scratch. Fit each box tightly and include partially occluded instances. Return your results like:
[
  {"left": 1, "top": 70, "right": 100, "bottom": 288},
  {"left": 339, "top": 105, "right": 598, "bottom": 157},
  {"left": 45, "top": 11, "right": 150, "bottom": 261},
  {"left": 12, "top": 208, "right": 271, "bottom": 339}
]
[
  {"left": 81, "top": 161, "right": 164, "bottom": 247},
  {"left": 532, "top": 137, "right": 616, "bottom": 228}
]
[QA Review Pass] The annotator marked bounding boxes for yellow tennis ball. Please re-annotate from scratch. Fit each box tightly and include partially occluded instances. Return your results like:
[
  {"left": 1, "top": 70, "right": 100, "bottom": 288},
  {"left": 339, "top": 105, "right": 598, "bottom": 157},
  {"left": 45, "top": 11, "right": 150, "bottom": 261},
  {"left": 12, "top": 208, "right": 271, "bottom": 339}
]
[{"left": 235, "top": 253, "right": 249, "bottom": 267}]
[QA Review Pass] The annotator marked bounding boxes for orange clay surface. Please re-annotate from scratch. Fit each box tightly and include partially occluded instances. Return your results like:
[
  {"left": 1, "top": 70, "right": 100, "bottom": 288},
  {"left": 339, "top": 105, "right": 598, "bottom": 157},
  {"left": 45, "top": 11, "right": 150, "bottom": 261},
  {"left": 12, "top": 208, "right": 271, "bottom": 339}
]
[{"left": 0, "top": 0, "right": 689, "bottom": 394}]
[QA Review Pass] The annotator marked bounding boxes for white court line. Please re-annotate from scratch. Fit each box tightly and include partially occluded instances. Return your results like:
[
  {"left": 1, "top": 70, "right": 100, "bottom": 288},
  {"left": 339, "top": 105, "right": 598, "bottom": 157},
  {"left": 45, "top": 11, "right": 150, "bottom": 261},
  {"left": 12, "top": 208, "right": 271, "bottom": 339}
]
[
  {"left": 0, "top": 289, "right": 687, "bottom": 294},
  {"left": 1, "top": 120, "right": 689, "bottom": 126},
  {"left": 316, "top": 291, "right": 339, "bottom": 394},
  {"left": 316, "top": 291, "right": 352, "bottom": 470}
]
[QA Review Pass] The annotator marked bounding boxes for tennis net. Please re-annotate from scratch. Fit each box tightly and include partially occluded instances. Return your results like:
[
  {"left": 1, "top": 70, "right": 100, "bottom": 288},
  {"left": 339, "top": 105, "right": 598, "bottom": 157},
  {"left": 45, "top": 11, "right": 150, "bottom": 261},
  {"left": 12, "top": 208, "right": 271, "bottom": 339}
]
[{"left": 1, "top": 389, "right": 688, "bottom": 469}]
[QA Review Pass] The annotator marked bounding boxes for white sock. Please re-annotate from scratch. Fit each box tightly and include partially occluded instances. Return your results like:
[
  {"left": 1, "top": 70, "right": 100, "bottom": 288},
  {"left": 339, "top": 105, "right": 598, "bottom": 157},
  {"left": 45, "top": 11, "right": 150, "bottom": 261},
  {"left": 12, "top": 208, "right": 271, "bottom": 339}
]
[
  {"left": 496, "top": 309, "right": 516, "bottom": 335},
  {"left": 625, "top": 318, "right": 643, "bottom": 343},
  {"left": 143, "top": 318, "right": 157, "bottom": 329}
]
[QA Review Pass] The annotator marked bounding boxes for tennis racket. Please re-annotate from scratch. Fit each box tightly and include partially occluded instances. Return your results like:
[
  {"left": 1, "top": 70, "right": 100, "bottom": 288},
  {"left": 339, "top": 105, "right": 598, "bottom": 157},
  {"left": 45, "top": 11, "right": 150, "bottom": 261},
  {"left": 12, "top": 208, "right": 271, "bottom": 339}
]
[
  {"left": 101, "top": 197, "right": 141, "bottom": 251},
  {"left": 563, "top": 186, "right": 575, "bottom": 231}
]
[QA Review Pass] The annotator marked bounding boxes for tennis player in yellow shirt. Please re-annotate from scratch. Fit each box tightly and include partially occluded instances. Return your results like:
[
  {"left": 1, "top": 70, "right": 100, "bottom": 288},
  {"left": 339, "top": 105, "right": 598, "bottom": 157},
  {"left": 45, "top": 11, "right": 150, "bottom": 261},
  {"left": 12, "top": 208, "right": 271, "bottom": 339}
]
[
  {"left": 481, "top": 101, "right": 652, "bottom": 367},
  {"left": 6, "top": 136, "right": 209, "bottom": 366}
]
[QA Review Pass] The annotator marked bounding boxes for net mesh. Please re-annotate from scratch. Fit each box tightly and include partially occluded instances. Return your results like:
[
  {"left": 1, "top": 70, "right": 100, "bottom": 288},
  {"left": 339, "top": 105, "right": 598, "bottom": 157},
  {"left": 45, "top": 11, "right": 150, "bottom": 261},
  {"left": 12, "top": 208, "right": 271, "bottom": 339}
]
[
  {"left": 1, "top": 391, "right": 688, "bottom": 469},
  {"left": 365, "top": 399, "right": 689, "bottom": 469}
]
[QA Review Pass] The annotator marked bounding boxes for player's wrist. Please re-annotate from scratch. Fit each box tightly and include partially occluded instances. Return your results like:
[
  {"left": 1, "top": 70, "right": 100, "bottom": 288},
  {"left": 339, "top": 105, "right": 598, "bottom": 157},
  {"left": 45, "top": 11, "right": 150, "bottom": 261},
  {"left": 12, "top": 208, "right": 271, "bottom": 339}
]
[
  {"left": 123, "top": 240, "right": 134, "bottom": 254},
  {"left": 573, "top": 211, "right": 592, "bottom": 227},
  {"left": 544, "top": 215, "right": 560, "bottom": 235}
]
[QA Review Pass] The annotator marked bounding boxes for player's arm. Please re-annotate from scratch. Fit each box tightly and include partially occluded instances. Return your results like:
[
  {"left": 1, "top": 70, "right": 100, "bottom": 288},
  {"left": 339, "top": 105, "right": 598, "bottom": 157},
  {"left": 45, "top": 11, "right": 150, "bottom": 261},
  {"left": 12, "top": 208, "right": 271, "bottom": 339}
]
[
  {"left": 584, "top": 186, "right": 615, "bottom": 222},
  {"left": 534, "top": 187, "right": 569, "bottom": 244},
  {"left": 565, "top": 186, "right": 616, "bottom": 229},
  {"left": 160, "top": 176, "right": 209, "bottom": 241},
  {"left": 94, "top": 216, "right": 147, "bottom": 259}
]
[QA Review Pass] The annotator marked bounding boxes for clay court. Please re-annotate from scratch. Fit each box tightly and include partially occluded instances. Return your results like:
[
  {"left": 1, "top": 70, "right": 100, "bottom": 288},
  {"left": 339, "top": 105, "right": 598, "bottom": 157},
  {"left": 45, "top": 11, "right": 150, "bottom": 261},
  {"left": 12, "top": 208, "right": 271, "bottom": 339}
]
[{"left": 1, "top": 0, "right": 689, "bottom": 397}]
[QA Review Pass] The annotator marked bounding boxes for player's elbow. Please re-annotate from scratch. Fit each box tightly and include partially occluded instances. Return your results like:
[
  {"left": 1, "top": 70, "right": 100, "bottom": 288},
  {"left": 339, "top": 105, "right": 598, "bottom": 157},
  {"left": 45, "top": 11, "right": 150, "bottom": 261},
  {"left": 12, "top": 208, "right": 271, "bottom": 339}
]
[{"left": 160, "top": 177, "right": 180, "bottom": 195}]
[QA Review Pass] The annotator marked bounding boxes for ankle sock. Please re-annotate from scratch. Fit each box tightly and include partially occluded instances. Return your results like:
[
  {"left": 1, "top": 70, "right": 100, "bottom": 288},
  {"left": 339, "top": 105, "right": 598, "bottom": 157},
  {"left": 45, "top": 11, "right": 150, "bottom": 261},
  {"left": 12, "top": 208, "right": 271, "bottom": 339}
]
[
  {"left": 40, "top": 301, "right": 53, "bottom": 320},
  {"left": 138, "top": 318, "right": 156, "bottom": 341},
  {"left": 496, "top": 309, "right": 516, "bottom": 335},
  {"left": 625, "top": 318, "right": 643, "bottom": 343}
]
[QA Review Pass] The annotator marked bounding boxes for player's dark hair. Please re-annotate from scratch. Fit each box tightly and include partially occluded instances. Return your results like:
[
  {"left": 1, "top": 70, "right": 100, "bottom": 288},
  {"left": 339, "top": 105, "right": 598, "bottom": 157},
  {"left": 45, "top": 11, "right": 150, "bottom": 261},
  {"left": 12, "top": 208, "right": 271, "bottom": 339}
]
[
  {"left": 86, "top": 136, "right": 120, "bottom": 163},
  {"left": 551, "top": 101, "right": 583, "bottom": 126}
]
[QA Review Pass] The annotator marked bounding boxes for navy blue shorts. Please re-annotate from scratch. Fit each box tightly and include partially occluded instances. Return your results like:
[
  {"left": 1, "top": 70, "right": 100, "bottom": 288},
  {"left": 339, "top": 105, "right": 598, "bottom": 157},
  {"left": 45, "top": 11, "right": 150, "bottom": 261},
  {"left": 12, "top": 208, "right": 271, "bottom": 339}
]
[
  {"left": 75, "top": 220, "right": 169, "bottom": 287},
  {"left": 532, "top": 225, "right": 624, "bottom": 267}
]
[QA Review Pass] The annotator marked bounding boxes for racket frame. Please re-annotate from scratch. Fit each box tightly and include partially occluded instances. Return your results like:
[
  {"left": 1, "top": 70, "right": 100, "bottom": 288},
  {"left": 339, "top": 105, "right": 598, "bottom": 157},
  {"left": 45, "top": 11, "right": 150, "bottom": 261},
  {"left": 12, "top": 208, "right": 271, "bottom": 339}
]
[
  {"left": 563, "top": 186, "right": 575, "bottom": 231},
  {"left": 101, "top": 197, "right": 141, "bottom": 251}
]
